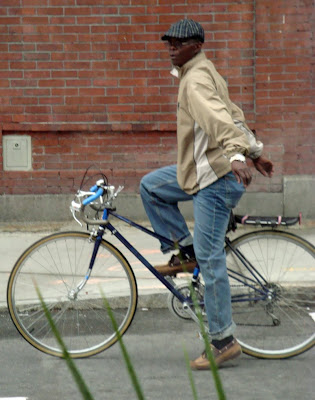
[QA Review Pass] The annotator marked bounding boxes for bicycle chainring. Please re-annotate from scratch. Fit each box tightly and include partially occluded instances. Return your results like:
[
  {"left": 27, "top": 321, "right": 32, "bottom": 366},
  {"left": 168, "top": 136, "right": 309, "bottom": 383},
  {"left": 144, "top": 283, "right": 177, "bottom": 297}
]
[{"left": 167, "top": 281, "right": 206, "bottom": 321}]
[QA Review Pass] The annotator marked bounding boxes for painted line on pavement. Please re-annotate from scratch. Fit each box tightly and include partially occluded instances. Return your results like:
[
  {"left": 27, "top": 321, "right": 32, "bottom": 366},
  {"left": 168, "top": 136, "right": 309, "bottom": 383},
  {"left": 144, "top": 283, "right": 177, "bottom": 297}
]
[{"left": 0, "top": 398, "right": 28, "bottom": 400}]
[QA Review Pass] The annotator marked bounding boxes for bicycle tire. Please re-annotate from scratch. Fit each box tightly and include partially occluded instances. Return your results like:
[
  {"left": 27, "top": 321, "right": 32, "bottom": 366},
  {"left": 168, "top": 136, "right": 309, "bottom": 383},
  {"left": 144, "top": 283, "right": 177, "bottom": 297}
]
[
  {"left": 226, "top": 230, "right": 315, "bottom": 359},
  {"left": 7, "top": 231, "right": 138, "bottom": 358}
]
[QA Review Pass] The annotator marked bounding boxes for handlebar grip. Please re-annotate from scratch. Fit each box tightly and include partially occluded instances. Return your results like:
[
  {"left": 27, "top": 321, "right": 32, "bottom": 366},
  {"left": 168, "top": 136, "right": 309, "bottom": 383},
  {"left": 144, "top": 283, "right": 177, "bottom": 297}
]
[
  {"left": 89, "top": 184, "right": 98, "bottom": 192},
  {"left": 82, "top": 187, "right": 104, "bottom": 206}
]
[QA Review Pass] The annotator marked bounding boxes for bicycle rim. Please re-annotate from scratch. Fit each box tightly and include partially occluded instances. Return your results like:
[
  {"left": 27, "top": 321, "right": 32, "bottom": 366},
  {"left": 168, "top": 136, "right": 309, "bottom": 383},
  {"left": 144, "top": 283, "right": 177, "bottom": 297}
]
[
  {"left": 226, "top": 230, "right": 315, "bottom": 359},
  {"left": 7, "top": 231, "right": 138, "bottom": 358}
]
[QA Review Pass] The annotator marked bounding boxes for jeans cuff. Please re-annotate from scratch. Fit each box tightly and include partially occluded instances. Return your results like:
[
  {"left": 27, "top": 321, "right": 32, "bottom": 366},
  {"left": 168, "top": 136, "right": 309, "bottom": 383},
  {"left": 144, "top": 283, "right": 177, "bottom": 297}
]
[
  {"left": 160, "top": 233, "right": 193, "bottom": 254},
  {"left": 208, "top": 321, "right": 236, "bottom": 341}
]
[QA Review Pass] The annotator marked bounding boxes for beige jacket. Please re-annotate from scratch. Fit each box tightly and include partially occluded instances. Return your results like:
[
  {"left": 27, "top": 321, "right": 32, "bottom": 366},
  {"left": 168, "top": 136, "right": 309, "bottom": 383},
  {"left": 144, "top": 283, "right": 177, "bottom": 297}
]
[{"left": 174, "top": 51, "right": 263, "bottom": 194}]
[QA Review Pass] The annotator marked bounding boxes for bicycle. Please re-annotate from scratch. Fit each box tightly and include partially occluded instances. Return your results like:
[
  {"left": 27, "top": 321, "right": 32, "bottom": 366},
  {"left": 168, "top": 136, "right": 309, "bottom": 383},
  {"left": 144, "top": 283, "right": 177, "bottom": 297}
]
[{"left": 7, "top": 174, "right": 315, "bottom": 359}]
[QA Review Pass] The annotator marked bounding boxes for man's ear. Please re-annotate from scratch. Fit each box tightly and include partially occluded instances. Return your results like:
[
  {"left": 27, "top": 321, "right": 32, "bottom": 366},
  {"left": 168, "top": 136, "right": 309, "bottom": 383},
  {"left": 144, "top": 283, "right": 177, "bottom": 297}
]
[{"left": 194, "top": 41, "right": 203, "bottom": 54}]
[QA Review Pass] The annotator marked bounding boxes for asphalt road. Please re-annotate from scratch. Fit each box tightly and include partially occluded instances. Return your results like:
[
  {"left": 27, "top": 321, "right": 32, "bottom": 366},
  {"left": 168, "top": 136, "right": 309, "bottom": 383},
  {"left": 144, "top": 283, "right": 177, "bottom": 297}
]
[
  {"left": 1, "top": 222, "right": 314, "bottom": 399},
  {"left": 0, "top": 308, "right": 314, "bottom": 400}
]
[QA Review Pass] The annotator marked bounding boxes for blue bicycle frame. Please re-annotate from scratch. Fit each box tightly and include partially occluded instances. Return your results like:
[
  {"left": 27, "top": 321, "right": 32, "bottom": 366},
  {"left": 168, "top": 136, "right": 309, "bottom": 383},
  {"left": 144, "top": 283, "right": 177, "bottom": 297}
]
[{"left": 84, "top": 207, "right": 270, "bottom": 308}]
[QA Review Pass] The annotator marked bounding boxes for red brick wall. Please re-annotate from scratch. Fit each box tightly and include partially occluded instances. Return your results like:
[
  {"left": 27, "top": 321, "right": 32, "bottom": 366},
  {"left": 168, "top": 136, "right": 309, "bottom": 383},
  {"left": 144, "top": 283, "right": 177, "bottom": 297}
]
[
  {"left": 0, "top": 0, "right": 313, "bottom": 195},
  {"left": 254, "top": 0, "right": 314, "bottom": 192},
  {"left": 1, "top": 131, "right": 176, "bottom": 194}
]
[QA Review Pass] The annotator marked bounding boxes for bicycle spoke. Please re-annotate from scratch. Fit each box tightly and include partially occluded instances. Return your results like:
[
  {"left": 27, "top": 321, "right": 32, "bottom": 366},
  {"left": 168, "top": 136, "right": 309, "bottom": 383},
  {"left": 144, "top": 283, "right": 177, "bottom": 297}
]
[
  {"left": 227, "top": 230, "right": 315, "bottom": 358},
  {"left": 7, "top": 232, "right": 137, "bottom": 358}
]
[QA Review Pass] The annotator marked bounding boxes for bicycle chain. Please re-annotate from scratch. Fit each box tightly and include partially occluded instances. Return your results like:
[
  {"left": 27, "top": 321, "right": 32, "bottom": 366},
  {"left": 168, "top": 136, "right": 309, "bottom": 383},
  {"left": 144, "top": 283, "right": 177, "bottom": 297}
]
[
  {"left": 193, "top": 283, "right": 273, "bottom": 327},
  {"left": 230, "top": 284, "right": 275, "bottom": 327}
]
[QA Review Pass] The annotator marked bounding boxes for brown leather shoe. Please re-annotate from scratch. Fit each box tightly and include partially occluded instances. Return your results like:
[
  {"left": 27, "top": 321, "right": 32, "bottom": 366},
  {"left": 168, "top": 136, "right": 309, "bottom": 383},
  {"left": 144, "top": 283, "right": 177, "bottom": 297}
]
[
  {"left": 154, "top": 253, "right": 197, "bottom": 277},
  {"left": 190, "top": 339, "right": 242, "bottom": 370}
]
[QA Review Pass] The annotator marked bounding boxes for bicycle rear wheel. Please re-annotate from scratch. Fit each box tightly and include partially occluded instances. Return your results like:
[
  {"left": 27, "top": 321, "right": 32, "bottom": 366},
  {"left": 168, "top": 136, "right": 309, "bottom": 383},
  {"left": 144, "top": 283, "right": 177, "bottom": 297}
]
[
  {"left": 7, "top": 231, "right": 138, "bottom": 358},
  {"left": 226, "top": 230, "right": 315, "bottom": 359}
]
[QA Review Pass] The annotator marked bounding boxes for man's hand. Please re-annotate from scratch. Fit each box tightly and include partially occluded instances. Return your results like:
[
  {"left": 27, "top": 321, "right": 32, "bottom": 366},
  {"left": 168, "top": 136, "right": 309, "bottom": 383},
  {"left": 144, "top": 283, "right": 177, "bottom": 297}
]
[
  {"left": 252, "top": 156, "right": 274, "bottom": 177},
  {"left": 231, "top": 161, "right": 252, "bottom": 188}
]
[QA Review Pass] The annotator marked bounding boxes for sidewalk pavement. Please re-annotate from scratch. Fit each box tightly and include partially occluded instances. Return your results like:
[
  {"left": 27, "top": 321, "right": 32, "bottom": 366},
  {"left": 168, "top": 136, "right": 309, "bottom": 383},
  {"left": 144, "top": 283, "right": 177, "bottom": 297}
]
[{"left": 1, "top": 219, "right": 315, "bottom": 310}]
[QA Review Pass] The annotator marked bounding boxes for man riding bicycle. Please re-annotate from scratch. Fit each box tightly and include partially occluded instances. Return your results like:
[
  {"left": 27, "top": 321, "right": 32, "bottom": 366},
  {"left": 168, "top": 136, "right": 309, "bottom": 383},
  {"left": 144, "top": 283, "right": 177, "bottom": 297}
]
[{"left": 140, "top": 19, "right": 274, "bottom": 370}]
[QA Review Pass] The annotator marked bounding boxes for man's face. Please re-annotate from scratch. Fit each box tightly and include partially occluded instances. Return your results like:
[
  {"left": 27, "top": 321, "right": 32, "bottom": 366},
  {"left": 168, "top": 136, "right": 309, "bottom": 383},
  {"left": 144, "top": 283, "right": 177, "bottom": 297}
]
[{"left": 164, "top": 38, "right": 202, "bottom": 67}]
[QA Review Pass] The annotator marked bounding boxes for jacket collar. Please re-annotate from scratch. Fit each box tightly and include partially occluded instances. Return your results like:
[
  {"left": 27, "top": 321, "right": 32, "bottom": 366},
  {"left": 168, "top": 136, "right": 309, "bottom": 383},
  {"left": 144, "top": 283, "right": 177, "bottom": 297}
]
[
  {"left": 170, "top": 51, "right": 206, "bottom": 79},
  {"left": 178, "top": 51, "right": 206, "bottom": 78}
]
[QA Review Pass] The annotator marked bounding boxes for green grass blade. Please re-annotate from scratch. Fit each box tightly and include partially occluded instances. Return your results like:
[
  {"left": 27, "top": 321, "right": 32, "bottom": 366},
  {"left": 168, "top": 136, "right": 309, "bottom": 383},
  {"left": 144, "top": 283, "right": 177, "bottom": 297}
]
[
  {"left": 35, "top": 283, "right": 95, "bottom": 400},
  {"left": 183, "top": 346, "right": 199, "bottom": 400},
  {"left": 101, "top": 291, "right": 146, "bottom": 400},
  {"left": 189, "top": 282, "right": 227, "bottom": 400}
]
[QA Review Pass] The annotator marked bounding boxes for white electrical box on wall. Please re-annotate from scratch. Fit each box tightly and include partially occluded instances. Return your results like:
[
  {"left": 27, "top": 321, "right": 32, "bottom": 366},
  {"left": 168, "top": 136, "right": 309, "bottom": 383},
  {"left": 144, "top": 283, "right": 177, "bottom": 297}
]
[{"left": 3, "top": 135, "right": 32, "bottom": 171}]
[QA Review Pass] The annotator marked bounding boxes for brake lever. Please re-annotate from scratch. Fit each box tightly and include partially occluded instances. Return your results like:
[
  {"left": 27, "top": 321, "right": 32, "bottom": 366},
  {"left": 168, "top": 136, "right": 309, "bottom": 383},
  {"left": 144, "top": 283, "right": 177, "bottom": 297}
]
[
  {"left": 114, "top": 185, "right": 124, "bottom": 198},
  {"left": 70, "top": 201, "right": 83, "bottom": 227}
]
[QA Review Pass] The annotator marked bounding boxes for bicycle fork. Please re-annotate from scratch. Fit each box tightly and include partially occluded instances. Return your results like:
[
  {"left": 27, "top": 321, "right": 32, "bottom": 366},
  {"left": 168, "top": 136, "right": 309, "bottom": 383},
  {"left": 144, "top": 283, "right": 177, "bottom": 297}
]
[{"left": 68, "top": 228, "right": 104, "bottom": 300}]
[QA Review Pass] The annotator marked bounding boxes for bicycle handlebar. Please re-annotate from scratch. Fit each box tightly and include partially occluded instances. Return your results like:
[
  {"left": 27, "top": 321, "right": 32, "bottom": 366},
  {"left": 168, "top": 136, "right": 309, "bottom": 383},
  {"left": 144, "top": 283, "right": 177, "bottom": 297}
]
[
  {"left": 70, "top": 179, "right": 124, "bottom": 226},
  {"left": 82, "top": 187, "right": 104, "bottom": 206}
]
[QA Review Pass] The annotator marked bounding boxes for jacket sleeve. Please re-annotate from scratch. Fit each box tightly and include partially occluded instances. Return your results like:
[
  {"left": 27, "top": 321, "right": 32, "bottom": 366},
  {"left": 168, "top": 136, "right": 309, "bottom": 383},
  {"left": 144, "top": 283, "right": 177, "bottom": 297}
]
[
  {"left": 233, "top": 120, "right": 263, "bottom": 159},
  {"left": 230, "top": 102, "right": 263, "bottom": 158},
  {"left": 186, "top": 75, "right": 251, "bottom": 158}
]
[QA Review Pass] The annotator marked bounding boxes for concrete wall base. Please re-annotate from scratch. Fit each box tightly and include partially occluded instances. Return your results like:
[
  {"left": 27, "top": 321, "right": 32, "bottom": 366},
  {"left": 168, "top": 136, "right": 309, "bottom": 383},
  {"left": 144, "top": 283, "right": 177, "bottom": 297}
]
[{"left": 0, "top": 175, "right": 314, "bottom": 222}]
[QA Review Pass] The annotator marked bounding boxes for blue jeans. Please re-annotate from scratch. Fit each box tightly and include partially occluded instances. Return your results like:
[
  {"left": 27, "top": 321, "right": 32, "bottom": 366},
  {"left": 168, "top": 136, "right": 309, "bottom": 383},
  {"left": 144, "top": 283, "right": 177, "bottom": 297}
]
[{"left": 140, "top": 164, "right": 245, "bottom": 339}]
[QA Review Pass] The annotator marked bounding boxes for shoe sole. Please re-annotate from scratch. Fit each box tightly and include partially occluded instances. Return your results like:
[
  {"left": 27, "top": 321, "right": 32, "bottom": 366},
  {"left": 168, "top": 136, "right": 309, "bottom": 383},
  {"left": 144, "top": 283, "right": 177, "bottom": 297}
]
[
  {"left": 154, "top": 263, "right": 197, "bottom": 277},
  {"left": 190, "top": 347, "right": 242, "bottom": 371},
  {"left": 215, "top": 347, "right": 242, "bottom": 368}
]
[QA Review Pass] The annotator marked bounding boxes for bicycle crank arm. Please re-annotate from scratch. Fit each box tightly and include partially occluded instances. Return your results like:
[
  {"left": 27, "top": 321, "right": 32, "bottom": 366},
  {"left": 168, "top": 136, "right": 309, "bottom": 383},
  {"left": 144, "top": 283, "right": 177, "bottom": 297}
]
[{"left": 182, "top": 302, "right": 203, "bottom": 325}]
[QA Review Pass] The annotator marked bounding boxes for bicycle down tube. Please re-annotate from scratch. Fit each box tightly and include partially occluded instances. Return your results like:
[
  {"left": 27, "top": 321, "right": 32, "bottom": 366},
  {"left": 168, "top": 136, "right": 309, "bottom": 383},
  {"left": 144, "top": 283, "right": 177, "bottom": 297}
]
[
  {"left": 97, "top": 210, "right": 269, "bottom": 306},
  {"left": 108, "top": 208, "right": 269, "bottom": 301}
]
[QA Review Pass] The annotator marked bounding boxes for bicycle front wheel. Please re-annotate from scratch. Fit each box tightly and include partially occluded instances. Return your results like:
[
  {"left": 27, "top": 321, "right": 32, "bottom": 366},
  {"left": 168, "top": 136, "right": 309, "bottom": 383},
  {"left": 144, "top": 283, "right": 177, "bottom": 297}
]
[
  {"left": 7, "top": 231, "right": 138, "bottom": 358},
  {"left": 226, "top": 230, "right": 315, "bottom": 359}
]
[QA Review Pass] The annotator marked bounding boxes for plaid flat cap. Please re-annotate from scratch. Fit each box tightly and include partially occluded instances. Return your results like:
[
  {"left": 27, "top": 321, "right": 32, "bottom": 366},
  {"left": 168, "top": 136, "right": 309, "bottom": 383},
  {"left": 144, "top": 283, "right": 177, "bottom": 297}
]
[{"left": 161, "top": 19, "right": 204, "bottom": 43}]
